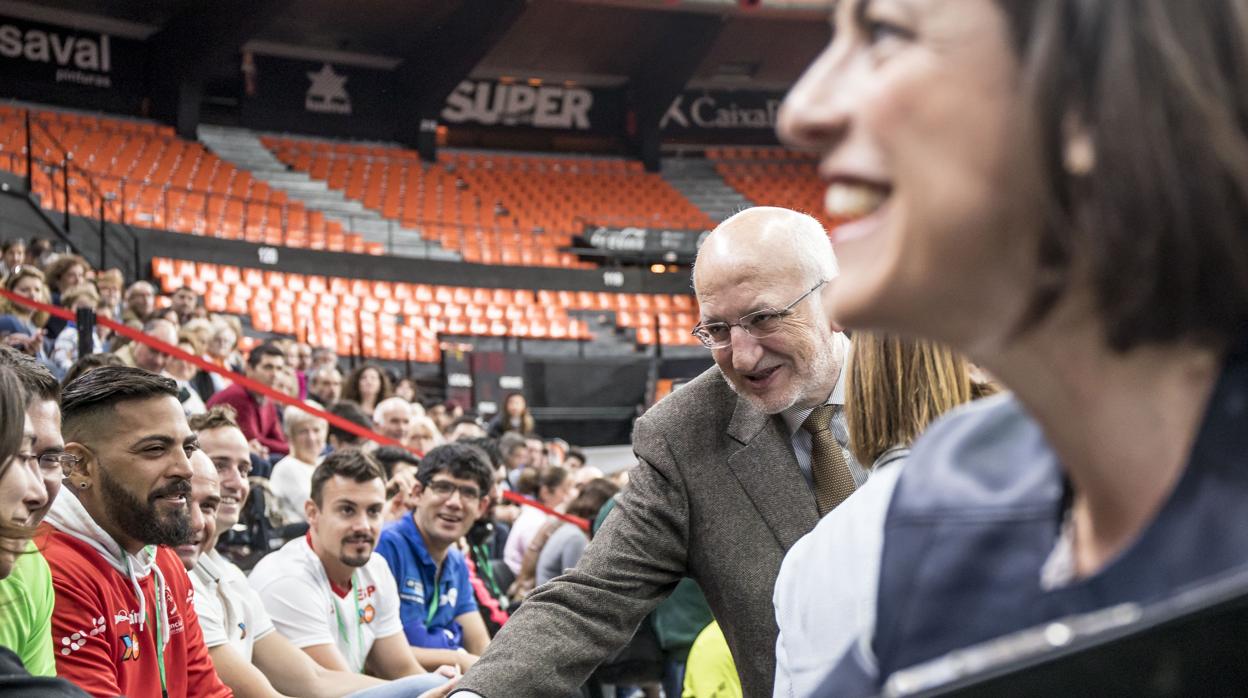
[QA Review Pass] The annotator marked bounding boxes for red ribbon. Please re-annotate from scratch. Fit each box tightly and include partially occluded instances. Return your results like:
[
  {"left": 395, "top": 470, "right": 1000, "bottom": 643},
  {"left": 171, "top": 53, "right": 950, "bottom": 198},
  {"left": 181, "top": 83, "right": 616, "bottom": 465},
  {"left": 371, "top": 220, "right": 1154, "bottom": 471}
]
[
  {"left": 0, "top": 286, "right": 412, "bottom": 452},
  {"left": 2, "top": 287, "right": 591, "bottom": 528},
  {"left": 501, "top": 489, "right": 590, "bottom": 532}
]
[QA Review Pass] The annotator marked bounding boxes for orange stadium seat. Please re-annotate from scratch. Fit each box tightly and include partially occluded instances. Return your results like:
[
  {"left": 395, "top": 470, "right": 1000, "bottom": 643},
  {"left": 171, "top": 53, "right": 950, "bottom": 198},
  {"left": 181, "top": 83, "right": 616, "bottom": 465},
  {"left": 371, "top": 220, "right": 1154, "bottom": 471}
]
[{"left": 150, "top": 257, "right": 697, "bottom": 359}]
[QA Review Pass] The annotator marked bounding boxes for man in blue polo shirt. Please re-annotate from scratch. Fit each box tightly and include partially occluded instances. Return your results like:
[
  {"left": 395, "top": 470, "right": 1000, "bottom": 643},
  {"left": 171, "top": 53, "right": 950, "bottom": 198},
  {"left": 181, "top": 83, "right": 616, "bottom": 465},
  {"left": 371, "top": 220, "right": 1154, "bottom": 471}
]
[{"left": 376, "top": 443, "right": 493, "bottom": 674}]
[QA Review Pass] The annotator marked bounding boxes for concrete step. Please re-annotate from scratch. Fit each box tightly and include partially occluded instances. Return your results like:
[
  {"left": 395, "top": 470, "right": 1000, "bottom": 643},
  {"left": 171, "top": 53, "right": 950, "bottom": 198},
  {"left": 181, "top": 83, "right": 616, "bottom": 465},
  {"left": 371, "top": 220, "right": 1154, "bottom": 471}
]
[
  {"left": 661, "top": 157, "right": 753, "bottom": 226},
  {"left": 197, "top": 124, "right": 461, "bottom": 261}
]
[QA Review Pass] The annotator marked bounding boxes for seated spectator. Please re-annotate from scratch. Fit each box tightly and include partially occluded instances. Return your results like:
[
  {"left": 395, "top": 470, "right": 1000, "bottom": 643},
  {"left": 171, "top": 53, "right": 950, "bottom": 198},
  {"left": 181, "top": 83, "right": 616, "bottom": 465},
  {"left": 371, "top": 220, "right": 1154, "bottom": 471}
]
[
  {"left": 0, "top": 266, "right": 49, "bottom": 359},
  {"left": 343, "top": 363, "right": 391, "bottom": 416},
  {"left": 269, "top": 404, "right": 329, "bottom": 525},
  {"left": 536, "top": 479, "right": 619, "bottom": 586},
  {"left": 168, "top": 286, "right": 199, "bottom": 326},
  {"left": 0, "top": 350, "right": 63, "bottom": 678},
  {"left": 24, "top": 238, "right": 53, "bottom": 268},
  {"left": 120, "top": 281, "right": 155, "bottom": 327},
  {"left": 406, "top": 415, "right": 444, "bottom": 455},
  {"left": 326, "top": 401, "right": 373, "bottom": 452},
  {"left": 248, "top": 450, "right": 450, "bottom": 690},
  {"left": 206, "top": 342, "right": 289, "bottom": 459},
  {"left": 376, "top": 444, "right": 493, "bottom": 672},
  {"left": 0, "top": 238, "right": 25, "bottom": 278},
  {"left": 187, "top": 410, "right": 452, "bottom": 698},
  {"left": 445, "top": 416, "right": 486, "bottom": 443},
  {"left": 484, "top": 394, "right": 534, "bottom": 437},
  {"left": 373, "top": 446, "right": 421, "bottom": 524},
  {"left": 60, "top": 353, "right": 123, "bottom": 387},
  {"left": 92, "top": 269, "right": 123, "bottom": 319},
  {"left": 39, "top": 367, "right": 230, "bottom": 697},
  {"left": 394, "top": 377, "right": 420, "bottom": 403},
  {"left": 51, "top": 285, "right": 106, "bottom": 375},
  {"left": 374, "top": 397, "right": 415, "bottom": 443},
  {"left": 40, "top": 254, "right": 88, "bottom": 339},
  {"left": 308, "top": 364, "right": 343, "bottom": 406},
  {"left": 772, "top": 333, "right": 978, "bottom": 696},
  {"left": 562, "top": 448, "right": 587, "bottom": 471},
  {"left": 111, "top": 317, "right": 177, "bottom": 375},
  {"left": 0, "top": 365, "right": 88, "bottom": 696},
  {"left": 502, "top": 465, "right": 572, "bottom": 575},
  {"left": 309, "top": 346, "right": 337, "bottom": 371},
  {"left": 498, "top": 432, "right": 528, "bottom": 488},
  {"left": 203, "top": 319, "right": 241, "bottom": 392},
  {"left": 525, "top": 435, "right": 547, "bottom": 470}
]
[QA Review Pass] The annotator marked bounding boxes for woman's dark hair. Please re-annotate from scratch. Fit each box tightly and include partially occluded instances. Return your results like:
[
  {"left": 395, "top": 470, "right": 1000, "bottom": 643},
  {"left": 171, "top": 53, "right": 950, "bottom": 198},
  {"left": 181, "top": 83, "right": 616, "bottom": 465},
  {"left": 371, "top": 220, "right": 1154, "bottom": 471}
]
[
  {"left": 342, "top": 363, "right": 393, "bottom": 408},
  {"left": 997, "top": 0, "right": 1248, "bottom": 350},
  {"left": 566, "top": 478, "right": 619, "bottom": 522},
  {"left": 0, "top": 365, "right": 32, "bottom": 546}
]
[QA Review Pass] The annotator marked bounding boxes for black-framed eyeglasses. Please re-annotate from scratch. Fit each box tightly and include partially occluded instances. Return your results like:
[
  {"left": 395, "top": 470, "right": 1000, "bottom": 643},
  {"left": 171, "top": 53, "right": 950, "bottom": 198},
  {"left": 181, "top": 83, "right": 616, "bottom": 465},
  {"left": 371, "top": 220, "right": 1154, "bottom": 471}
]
[
  {"left": 425, "top": 479, "right": 482, "bottom": 503},
  {"left": 690, "top": 279, "right": 828, "bottom": 349}
]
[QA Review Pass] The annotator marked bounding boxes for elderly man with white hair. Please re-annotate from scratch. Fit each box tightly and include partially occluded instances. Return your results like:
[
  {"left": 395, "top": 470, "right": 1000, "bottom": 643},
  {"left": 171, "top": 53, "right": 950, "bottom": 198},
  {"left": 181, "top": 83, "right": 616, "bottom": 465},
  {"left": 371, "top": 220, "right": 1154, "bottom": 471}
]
[
  {"left": 268, "top": 403, "right": 329, "bottom": 525},
  {"left": 454, "top": 206, "right": 855, "bottom": 698},
  {"left": 374, "top": 396, "right": 423, "bottom": 443}
]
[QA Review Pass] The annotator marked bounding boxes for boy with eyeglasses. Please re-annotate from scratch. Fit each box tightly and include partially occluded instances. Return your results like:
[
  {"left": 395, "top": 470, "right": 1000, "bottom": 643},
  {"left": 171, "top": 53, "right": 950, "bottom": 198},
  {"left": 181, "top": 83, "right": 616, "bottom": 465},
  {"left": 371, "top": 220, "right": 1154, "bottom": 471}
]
[{"left": 376, "top": 443, "right": 494, "bottom": 674}]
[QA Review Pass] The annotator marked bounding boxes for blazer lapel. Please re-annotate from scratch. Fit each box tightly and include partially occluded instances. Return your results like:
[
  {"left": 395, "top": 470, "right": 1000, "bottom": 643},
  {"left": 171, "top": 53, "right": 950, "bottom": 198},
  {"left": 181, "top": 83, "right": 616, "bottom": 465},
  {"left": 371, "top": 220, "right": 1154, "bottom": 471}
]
[{"left": 725, "top": 397, "right": 820, "bottom": 550}]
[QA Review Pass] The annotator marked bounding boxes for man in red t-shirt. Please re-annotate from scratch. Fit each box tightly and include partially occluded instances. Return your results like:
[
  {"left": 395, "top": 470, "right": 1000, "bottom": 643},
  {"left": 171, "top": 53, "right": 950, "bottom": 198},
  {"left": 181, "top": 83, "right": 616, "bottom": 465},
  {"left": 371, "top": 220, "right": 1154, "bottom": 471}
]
[
  {"left": 39, "top": 366, "right": 232, "bottom": 698},
  {"left": 206, "top": 343, "right": 289, "bottom": 459}
]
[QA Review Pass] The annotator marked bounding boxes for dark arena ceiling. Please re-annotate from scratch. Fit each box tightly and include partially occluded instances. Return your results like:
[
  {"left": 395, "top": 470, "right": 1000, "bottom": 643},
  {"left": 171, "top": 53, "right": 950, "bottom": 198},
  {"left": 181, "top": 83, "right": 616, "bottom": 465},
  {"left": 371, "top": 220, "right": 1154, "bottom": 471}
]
[{"left": 5, "top": 0, "right": 832, "bottom": 90}]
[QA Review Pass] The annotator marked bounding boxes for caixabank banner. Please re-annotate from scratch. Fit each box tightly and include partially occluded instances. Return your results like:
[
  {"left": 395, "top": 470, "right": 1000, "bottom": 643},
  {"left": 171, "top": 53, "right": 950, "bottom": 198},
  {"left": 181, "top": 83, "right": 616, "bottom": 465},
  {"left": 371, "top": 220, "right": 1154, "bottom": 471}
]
[
  {"left": 0, "top": 15, "right": 148, "bottom": 114},
  {"left": 660, "top": 89, "right": 787, "bottom": 144},
  {"left": 240, "top": 53, "right": 397, "bottom": 140}
]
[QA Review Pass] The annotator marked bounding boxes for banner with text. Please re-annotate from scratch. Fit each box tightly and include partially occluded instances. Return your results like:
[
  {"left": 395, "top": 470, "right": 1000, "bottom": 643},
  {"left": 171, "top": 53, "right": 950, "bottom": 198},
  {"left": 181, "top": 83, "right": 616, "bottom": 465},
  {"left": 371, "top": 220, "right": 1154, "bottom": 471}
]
[
  {"left": 660, "top": 89, "right": 787, "bottom": 144},
  {"left": 0, "top": 14, "right": 148, "bottom": 114},
  {"left": 581, "top": 224, "right": 710, "bottom": 261},
  {"left": 441, "top": 79, "right": 625, "bottom": 135},
  {"left": 240, "top": 53, "right": 396, "bottom": 140}
]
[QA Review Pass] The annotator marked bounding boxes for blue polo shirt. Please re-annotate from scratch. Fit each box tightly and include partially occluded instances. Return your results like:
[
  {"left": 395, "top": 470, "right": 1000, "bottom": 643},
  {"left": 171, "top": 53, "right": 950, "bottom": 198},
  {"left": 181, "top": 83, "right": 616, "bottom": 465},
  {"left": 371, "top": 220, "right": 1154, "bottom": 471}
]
[{"left": 375, "top": 513, "right": 477, "bottom": 649}]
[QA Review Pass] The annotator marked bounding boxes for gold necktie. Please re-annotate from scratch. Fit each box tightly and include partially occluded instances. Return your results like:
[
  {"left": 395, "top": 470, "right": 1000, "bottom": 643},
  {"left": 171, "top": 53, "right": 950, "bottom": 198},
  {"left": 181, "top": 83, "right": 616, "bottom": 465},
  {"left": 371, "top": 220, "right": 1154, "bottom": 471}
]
[{"left": 803, "top": 404, "right": 856, "bottom": 516}]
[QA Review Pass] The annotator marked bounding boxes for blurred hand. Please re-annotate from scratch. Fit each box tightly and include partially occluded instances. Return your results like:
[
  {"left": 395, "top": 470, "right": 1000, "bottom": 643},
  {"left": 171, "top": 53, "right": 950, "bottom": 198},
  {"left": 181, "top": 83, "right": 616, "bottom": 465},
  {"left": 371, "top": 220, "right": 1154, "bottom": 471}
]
[
  {"left": 419, "top": 675, "right": 461, "bottom": 698},
  {"left": 248, "top": 439, "right": 270, "bottom": 459}
]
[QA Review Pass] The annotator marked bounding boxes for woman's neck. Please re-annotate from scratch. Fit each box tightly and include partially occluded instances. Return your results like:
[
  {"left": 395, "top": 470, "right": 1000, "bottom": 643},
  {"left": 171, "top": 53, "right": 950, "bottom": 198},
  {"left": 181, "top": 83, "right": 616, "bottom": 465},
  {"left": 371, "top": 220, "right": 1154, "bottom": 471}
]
[{"left": 985, "top": 318, "right": 1222, "bottom": 578}]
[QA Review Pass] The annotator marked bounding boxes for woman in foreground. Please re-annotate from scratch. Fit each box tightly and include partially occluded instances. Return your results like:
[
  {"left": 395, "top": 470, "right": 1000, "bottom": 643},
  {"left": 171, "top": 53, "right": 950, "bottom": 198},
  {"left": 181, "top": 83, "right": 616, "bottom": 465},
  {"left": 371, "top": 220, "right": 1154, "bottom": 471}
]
[{"left": 780, "top": 0, "right": 1248, "bottom": 693}]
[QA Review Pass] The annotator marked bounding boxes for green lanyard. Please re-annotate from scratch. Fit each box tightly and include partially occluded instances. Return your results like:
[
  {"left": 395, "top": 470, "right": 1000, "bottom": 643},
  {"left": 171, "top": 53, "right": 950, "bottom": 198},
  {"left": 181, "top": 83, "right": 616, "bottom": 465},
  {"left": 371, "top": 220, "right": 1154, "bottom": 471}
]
[
  {"left": 330, "top": 572, "right": 366, "bottom": 671},
  {"left": 425, "top": 576, "right": 440, "bottom": 626},
  {"left": 125, "top": 549, "right": 167, "bottom": 698}
]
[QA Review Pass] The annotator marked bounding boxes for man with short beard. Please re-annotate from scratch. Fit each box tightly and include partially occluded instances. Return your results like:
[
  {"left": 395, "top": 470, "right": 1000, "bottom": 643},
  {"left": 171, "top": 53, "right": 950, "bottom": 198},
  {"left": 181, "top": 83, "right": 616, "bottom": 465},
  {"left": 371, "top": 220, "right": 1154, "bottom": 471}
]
[
  {"left": 37, "top": 366, "right": 230, "bottom": 697},
  {"left": 455, "top": 207, "right": 857, "bottom": 698},
  {"left": 249, "top": 449, "right": 451, "bottom": 691},
  {"left": 187, "top": 416, "right": 453, "bottom": 698}
]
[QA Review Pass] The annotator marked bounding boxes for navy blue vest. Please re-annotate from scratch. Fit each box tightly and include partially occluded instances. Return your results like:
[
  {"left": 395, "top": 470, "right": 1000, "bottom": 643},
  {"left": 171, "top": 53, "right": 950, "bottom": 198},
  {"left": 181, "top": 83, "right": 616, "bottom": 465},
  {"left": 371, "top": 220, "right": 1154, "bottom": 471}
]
[{"left": 825, "top": 341, "right": 1248, "bottom": 694}]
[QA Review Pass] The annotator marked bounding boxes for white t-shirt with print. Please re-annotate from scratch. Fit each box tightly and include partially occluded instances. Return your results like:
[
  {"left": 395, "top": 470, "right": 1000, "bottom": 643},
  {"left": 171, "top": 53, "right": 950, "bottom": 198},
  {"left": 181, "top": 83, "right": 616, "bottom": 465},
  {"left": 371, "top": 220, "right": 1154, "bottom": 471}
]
[
  {"left": 191, "top": 549, "right": 275, "bottom": 662},
  {"left": 248, "top": 536, "right": 404, "bottom": 673}
]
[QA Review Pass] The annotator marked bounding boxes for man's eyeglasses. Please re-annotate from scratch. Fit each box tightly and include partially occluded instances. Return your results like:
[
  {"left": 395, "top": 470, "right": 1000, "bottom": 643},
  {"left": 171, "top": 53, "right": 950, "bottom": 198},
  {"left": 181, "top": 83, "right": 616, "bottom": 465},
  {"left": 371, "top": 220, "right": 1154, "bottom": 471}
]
[
  {"left": 15, "top": 452, "right": 78, "bottom": 476},
  {"left": 691, "top": 280, "right": 828, "bottom": 349},
  {"left": 425, "top": 479, "right": 482, "bottom": 503}
]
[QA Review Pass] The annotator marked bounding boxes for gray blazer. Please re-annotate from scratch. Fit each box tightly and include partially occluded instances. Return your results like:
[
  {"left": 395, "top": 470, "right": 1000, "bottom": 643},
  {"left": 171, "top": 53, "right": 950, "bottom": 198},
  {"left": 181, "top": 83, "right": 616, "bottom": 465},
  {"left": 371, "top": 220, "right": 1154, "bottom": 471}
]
[{"left": 456, "top": 367, "right": 820, "bottom": 698}]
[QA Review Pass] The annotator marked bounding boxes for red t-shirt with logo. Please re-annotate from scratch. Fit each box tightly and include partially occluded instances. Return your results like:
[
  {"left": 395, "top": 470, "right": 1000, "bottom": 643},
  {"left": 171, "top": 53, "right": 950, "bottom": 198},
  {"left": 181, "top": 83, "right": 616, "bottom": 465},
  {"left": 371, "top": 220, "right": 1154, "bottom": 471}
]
[{"left": 37, "top": 527, "right": 232, "bottom": 698}]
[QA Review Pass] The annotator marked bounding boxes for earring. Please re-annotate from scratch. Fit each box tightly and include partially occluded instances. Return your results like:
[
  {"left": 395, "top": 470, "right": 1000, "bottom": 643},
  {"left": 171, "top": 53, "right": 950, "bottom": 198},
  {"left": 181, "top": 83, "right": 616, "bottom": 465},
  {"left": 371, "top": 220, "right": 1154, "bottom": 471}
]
[{"left": 77, "top": 481, "right": 89, "bottom": 489}]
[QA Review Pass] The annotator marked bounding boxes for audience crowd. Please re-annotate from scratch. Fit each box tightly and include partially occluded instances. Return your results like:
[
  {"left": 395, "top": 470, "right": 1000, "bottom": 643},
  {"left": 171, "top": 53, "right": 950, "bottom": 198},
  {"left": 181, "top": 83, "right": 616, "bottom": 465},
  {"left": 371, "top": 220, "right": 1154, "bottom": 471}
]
[{"left": 0, "top": 243, "right": 647, "bottom": 697}]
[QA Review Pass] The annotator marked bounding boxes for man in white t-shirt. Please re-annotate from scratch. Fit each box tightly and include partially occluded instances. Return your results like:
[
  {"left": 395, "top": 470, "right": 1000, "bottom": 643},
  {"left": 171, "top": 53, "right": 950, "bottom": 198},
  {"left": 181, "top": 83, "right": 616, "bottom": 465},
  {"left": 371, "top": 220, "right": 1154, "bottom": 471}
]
[
  {"left": 250, "top": 447, "right": 454, "bottom": 691},
  {"left": 189, "top": 408, "right": 454, "bottom": 698}
]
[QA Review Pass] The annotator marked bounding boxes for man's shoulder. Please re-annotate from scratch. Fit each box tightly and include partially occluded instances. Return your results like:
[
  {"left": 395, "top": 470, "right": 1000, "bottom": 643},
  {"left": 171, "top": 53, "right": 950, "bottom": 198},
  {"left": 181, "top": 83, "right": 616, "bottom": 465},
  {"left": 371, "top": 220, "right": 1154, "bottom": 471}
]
[
  {"left": 635, "top": 366, "right": 735, "bottom": 429},
  {"left": 249, "top": 538, "right": 315, "bottom": 588},
  {"left": 205, "top": 382, "right": 247, "bottom": 406},
  {"left": 36, "top": 528, "right": 107, "bottom": 581}
]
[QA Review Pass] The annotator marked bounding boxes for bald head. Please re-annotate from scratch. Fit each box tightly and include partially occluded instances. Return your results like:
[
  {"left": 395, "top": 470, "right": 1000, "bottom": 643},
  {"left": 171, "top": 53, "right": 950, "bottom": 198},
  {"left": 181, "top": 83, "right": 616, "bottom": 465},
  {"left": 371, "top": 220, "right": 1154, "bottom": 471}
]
[
  {"left": 693, "top": 207, "right": 836, "bottom": 299},
  {"left": 134, "top": 319, "right": 178, "bottom": 374}
]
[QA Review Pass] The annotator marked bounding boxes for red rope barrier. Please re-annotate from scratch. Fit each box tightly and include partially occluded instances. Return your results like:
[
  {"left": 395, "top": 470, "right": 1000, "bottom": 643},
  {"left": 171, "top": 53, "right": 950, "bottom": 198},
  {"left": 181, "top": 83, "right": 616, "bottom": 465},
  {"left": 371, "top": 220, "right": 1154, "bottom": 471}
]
[
  {"left": 0, "top": 286, "right": 413, "bottom": 453},
  {"left": 501, "top": 489, "right": 590, "bottom": 532}
]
